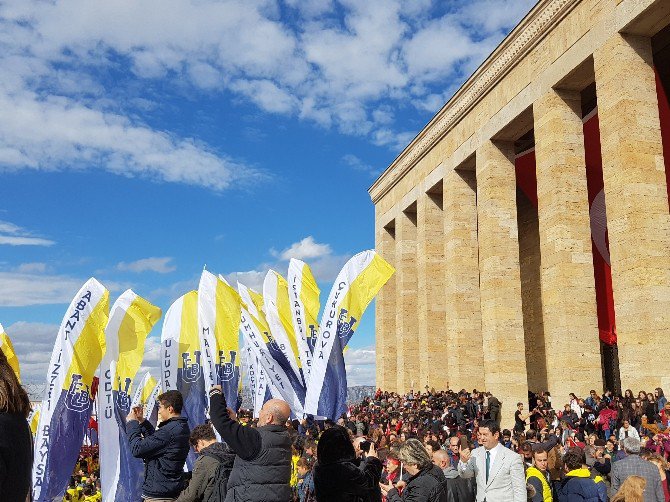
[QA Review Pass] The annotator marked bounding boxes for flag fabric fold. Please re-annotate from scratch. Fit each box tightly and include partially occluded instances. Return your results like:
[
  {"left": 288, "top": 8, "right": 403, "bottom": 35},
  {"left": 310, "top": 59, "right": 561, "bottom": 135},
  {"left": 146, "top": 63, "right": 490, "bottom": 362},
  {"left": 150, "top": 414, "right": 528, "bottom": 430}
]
[
  {"left": 32, "top": 278, "right": 109, "bottom": 502},
  {"left": 161, "top": 290, "right": 204, "bottom": 469},
  {"left": 0, "top": 323, "right": 20, "bottom": 380},
  {"left": 304, "top": 251, "right": 394, "bottom": 420},
  {"left": 99, "top": 290, "right": 161, "bottom": 502},
  {"left": 287, "top": 259, "right": 320, "bottom": 383}
]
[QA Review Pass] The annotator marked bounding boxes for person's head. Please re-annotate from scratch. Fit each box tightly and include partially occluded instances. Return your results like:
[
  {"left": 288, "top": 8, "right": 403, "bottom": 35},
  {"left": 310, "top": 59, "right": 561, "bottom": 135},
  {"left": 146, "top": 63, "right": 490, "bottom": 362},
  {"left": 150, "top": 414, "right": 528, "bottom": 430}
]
[
  {"left": 296, "top": 456, "right": 311, "bottom": 477},
  {"left": 396, "top": 438, "right": 432, "bottom": 475},
  {"left": 258, "top": 398, "right": 290, "bottom": 427},
  {"left": 517, "top": 402, "right": 524, "bottom": 410},
  {"left": 647, "top": 392, "right": 655, "bottom": 402},
  {"left": 625, "top": 389, "right": 633, "bottom": 399},
  {"left": 304, "top": 438, "right": 317, "bottom": 457},
  {"left": 569, "top": 393, "right": 577, "bottom": 401},
  {"left": 432, "top": 449, "right": 450, "bottom": 470},
  {"left": 424, "top": 440, "right": 440, "bottom": 455},
  {"left": 0, "top": 348, "right": 31, "bottom": 418},
  {"left": 316, "top": 425, "right": 355, "bottom": 465},
  {"left": 502, "top": 429, "right": 511, "bottom": 443},
  {"left": 478, "top": 419, "right": 500, "bottom": 450},
  {"left": 638, "top": 390, "right": 647, "bottom": 400},
  {"left": 386, "top": 456, "right": 400, "bottom": 474},
  {"left": 563, "top": 448, "right": 586, "bottom": 472},
  {"left": 621, "top": 437, "right": 642, "bottom": 455},
  {"left": 590, "top": 390, "right": 597, "bottom": 397},
  {"left": 448, "top": 436, "right": 460, "bottom": 454},
  {"left": 157, "top": 390, "right": 183, "bottom": 421},
  {"left": 521, "top": 443, "right": 533, "bottom": 462},
  {"left": 532, "top": 449, "right": 549, "bottom": 472},
  {"left": 623, "top": 419, "right": 631, "bottom": 429},
  {"left": 611, "top": 475, "right": 646, "bottom": 502},
  {"left": 664, "top": 402, "right": 670, "bottom": 413},
  {"left": 189, "top": 424, "right": 217, "bottom": 453},
  {"left": 655, "top": 388, "right": 665, "bottom": 399}
]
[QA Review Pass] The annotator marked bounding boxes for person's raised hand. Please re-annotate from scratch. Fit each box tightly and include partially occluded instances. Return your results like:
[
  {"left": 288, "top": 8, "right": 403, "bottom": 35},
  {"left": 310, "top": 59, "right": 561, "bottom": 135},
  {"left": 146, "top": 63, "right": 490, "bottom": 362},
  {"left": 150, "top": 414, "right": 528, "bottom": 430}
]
[
  {"left": 226, "top": 407, "right": 238, "bottom": 421},
  {"left": 211, "top": 385, "right": 222, "bottom": 393},
  {"left": 134, "top": 406, "right": 145, "bottom": 423},
  {"left": 367, "top": 442, "right": 378, "bottom": 459},
  {"left": 459, "top": 444, "right": 471, "bottom": 463},
  {"left": 395, "top": 480, "right": 407, "bottom": 491},
  {"left": 379, "top": 482, "right": 393, "bottom": 495},
  {"left": 126, "top": 407, "right": 137, "bottom": 423}
]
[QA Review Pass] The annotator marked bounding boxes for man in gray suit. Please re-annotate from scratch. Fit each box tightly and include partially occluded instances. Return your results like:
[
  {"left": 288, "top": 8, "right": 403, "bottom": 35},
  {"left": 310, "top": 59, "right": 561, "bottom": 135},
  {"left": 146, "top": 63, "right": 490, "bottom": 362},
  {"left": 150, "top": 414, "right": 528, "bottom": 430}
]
[
  {"left": 611, "top": 437, "right": 664, "bottom": 502},
  {"left": 458, "top": 419, "right": 526, "bottom": 502}
]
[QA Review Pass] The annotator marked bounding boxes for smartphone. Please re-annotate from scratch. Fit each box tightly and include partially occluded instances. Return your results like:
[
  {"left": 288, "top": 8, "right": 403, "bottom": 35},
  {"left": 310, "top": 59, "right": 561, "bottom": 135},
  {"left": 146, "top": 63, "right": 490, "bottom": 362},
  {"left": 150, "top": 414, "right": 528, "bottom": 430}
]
[{"left": 360, "top": 440, "right": 371, "bottom": 453}]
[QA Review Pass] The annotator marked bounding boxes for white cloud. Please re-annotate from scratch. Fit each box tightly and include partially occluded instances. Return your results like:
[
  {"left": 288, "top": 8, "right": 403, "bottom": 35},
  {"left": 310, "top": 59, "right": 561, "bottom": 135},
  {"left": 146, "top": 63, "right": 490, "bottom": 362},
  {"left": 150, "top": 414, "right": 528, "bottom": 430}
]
[
  {"left": 0, "top": 270, "right": 128, "bottom": 307},
  {"left": 0, "top": 220, "right": 54, "bottom": 247},
  {"left": 344, "top": 346, "right": 376, "bottom": 386},
  {"left": 342, "top": 154, "right": 381, "bottom": 178},
  {"left": 117, "top": 257, "right": 177, "bottom": 274},
  {"left": 277, "top": 236, "right": 332, "bottom": 261},
  {"left": 16, "top": 262, "right": 47, "bottom": 273},
  {"left": 0, "top": 0, "right": 533, "bottom": 170},
  {"left": 4, "top": 322, "right": 59, "bottom": 384}
]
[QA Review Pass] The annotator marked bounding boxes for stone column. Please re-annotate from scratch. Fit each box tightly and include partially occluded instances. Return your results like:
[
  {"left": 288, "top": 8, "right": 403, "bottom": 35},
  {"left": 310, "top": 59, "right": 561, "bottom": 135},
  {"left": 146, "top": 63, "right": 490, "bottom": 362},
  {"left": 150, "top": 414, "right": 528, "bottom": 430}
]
[
  {"left": 375, "top": 221, "right": 397, "bottom": 392},
  {"left": 476, "top": 140, "right": 529, "bottom": 425},
  {"left": 594, "top": 33, "right": 670, "bottom": 391},
  {"left": 443, "top": 168, "right": 485, "bottom": 391},
  {"left": 533, "top": 88, "right": 603, "bottom": 400},
  {"left": 417, "top": 187, "right": 448, "bottom": 390},
  {"left": 396, "top": 207, "right": 419, "bottom": 394}
]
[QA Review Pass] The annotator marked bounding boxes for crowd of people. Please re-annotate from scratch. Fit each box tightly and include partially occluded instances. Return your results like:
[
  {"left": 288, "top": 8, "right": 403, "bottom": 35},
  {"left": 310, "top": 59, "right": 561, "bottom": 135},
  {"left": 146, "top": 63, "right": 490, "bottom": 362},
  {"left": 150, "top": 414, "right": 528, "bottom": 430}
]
[{"left": 2, "top": 333, "right": 670, "bottom": 502}]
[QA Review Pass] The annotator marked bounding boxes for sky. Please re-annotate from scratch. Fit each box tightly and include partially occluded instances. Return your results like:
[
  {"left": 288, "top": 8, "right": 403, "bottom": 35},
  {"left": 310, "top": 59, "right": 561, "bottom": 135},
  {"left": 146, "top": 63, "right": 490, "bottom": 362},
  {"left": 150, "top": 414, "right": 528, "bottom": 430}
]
[{"left": 0, "top": 0, "right": 535, "bottom": 389}]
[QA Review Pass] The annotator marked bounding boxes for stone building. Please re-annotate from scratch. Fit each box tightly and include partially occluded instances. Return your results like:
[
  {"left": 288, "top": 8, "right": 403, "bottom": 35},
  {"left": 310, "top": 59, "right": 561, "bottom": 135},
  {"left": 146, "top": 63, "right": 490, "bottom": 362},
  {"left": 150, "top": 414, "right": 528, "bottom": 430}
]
[{"left": 369, "top": 0, "right": 670, "bottom": 424}]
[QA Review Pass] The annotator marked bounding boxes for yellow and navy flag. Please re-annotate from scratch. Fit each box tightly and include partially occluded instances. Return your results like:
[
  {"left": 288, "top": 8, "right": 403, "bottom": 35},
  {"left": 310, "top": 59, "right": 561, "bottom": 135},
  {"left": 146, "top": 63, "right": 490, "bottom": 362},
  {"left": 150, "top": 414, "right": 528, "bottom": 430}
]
[
  {"left": 32, "top": 278, "right": 109, "bottom": 502},
  {"left": 304, "top": 251, "right": 394, "bottom": 420},
  {"left": 263, "top": 270, "right": 304, "bottom": 386},
  {"left": 198, "top": 270, "right": 242, "bottom": 411},
  {"left": 161, "top": 290, "right": 204, "bottom": 469},
  {"left": 131, "top": 371, "right": 160, "bottom": 427},
  {"left": 28, "top": 404, "right": 41, "bottom": 435},
  {"left": 99, "top": 290, "right": 161, "bottom": 502},
  {"left": 0, "top": 323, "right": 20, "bottom": 381},
  {"left": 287, "top": 259, "right": 320, "bottom": 383},
  {"left": 238, "top": 283, "right": 305, "bottom": 417}
]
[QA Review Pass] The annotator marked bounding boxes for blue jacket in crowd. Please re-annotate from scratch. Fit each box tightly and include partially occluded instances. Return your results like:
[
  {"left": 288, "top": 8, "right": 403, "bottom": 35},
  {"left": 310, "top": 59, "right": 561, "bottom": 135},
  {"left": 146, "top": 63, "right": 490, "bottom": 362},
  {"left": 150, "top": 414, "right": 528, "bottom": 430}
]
[{"left": 556, "top": 468, "right": 607, "bottom": 502}]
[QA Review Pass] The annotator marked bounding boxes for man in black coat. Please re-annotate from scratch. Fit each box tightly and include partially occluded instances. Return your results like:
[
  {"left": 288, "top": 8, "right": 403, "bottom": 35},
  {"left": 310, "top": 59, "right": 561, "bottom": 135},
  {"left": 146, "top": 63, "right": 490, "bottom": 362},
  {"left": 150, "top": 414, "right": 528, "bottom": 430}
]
[
  {"left": 209, "top": 385, "right": 292, "bottom": 502},
  {"left": 127, "top": 390, "right": 190, "bottom": 501}
]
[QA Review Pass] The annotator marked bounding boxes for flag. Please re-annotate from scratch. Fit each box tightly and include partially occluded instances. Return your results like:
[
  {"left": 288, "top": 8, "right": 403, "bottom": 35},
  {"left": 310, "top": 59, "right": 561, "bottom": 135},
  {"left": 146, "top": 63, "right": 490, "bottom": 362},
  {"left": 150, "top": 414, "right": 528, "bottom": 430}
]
[
  {"left": 238, "top": 283, "right": 306, "bottom": 413},
  {"left": 304, "top": 251, "right": 394, "bottom": 420},
  {"left": 287, "top": 259, "right": 320, "bottom": 382},
  {"left": 99, "top": 290, "right": 161, "bottom": 502},
  {"left": 131, "top": 371, "right": 160, "bottom": 427},
  {"left": 161, "top": 290, "right": 204, "bottom": 469},
  {"left": 198, "top": 270, "right": 242, "bottom": 411},
  {"left": 0, "top": 323, "right": 20, "bottom": 380},
  {"left": 28, "top": 404, "right": 41, "bottom": 435},
  {"left": 263, "top": 270, "right": 304, "bottom": 385},
  {"left": 32, "top": 278, "right": 109, "bottom": 502}
]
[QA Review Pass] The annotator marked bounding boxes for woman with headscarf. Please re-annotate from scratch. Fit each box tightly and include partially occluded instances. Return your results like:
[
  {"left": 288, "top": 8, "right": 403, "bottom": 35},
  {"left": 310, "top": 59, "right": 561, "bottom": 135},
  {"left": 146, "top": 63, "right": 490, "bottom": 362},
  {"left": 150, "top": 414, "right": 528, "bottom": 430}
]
[
  {"left": 313, "top": 425, "right": 383, "bottom": 502},
  {"left": 0, "top": 346, "right": 33, "bottom": 501}
]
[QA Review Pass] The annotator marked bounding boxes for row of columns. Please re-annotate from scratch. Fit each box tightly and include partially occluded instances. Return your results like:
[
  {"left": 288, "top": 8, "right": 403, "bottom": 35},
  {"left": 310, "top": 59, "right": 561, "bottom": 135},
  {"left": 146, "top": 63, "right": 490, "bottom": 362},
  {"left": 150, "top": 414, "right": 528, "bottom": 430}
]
[{"left": 376, "top": 32, "right": 670, "bottom": 423}]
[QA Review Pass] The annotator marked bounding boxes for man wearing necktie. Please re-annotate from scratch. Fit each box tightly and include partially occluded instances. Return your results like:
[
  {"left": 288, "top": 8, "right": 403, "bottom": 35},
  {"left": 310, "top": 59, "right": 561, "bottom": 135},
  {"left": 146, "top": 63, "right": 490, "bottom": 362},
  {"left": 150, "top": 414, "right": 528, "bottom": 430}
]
[{"left": 458, "top": 419, "right": 526, "bottom": 502}]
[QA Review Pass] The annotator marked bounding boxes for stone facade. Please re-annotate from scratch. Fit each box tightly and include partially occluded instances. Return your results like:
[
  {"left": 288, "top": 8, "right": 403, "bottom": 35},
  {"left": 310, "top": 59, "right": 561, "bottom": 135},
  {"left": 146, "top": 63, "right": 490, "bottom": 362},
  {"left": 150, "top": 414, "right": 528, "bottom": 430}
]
[{"left": 370, "top": 0, "right": 670, "bottom": 426}]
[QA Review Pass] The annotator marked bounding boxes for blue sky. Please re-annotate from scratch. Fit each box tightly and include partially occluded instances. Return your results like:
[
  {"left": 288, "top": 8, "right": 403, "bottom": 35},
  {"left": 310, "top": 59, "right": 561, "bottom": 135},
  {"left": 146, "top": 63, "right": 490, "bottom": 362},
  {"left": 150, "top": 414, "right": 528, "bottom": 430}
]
[{"left": 0, "top": 0, "right": 534, "bottom": 385}]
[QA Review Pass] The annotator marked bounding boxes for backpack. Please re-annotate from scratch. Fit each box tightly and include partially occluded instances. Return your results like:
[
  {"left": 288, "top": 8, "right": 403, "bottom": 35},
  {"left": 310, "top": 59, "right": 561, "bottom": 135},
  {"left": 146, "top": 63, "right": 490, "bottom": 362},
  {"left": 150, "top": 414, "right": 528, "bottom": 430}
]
[{"left": 201, "top": 451, "right": 230, "bottom": 502}]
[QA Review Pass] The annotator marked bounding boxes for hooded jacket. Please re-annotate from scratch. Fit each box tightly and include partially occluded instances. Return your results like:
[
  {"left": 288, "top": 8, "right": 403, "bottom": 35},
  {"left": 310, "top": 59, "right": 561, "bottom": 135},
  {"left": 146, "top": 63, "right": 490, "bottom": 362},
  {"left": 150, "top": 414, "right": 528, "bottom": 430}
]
[
  {"left": 176, "top": 442, "right": 236, "bottom": 502},
  {"left": 556, "top": 468, "right": 607, "bottom": 502},
  {"left": 127, "top": 416, "right": 190, "bottom": 499}
]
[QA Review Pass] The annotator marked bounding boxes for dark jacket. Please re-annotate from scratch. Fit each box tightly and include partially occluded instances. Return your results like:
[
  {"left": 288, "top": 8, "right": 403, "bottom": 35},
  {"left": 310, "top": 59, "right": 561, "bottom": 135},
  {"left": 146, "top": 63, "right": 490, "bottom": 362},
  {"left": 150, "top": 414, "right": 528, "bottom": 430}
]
[
  {"left": 387, "top": 464, "right": 446, "bottom": 502},
  {"left": 176, "top": 442, "right": 236, "bottom": 502},
  {"left": 128, "top": 416, "right": 190, "bottom": 498},
  {"left": 556, "top": 468, "right": 607, "bottom": 502},
  {"left": 313, "top": 456, "right": 383, "bottom": 502},
  {"left": 209, "top": 392, "right": 292, "bottom": 502},
  {"left": 0, "top": 412, "right": 33, "bottom": 502},
  {"left": 441, "top": 467, "right": 476, "bottom": 502}
]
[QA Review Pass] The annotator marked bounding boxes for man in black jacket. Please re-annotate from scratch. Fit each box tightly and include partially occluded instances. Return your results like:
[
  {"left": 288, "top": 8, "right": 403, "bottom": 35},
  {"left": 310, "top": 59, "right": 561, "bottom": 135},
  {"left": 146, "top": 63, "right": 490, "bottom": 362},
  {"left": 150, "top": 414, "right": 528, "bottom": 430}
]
[
  {"left": 209, "top": 385, "right": 292, "bottom": 502},
  {"left": 127, "top": 390, "right": 190, "bottom": 501}
]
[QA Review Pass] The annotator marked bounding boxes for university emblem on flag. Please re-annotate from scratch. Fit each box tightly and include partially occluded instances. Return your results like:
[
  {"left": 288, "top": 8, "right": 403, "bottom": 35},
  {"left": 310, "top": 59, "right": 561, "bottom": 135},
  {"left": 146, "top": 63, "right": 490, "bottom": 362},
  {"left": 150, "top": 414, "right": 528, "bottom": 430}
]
[
  {"left": 182, "top": 351, "right": 203, "bottom": 383},
  {"left": 115, "top": 377, "right": 132, "bottom": 413},
  {"left": 336, "top": 309, "right": 357, "bottom": 340},
  {"left": 218, "top": 350, "right": 237, "bottom": 382},
  {"left": 65, "top": 374, "right": 91, "bottom": 413}
]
